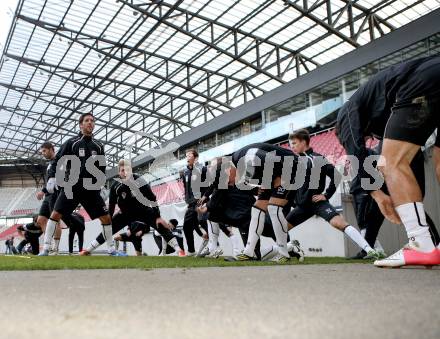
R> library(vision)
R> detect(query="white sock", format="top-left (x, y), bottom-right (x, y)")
top-left (344, 225), bottom-right (373, 253)
top-left (168, 237), bottom-right (181, 252)
top-left (396, 202), bottom-right (435, 252)
top-left (43, 219), bottom-right (57, 252)
top-left (243, 207), bottom-right (266, 257)
top-left (208, 221), bottom-right (220, 253)
top-left (229, 231), bottom-right (241, 256)
top-left (261, 245), bottom-right (279, 261)
top-left (267, 204), bottom-right (289, 257)
top-left (87, 239), bottom-right (100, 253)
top-left (53, 239), bottom-right (60, 252)
top-left (161, 237), bottom-right (167, 254)
top-left (102, 224), bottom-right (115, 253)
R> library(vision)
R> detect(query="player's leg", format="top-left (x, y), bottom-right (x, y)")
top-left (16, 239), bottom-right (28, 254)
top-left (183, 206), bottom-right (197, 255)
top-left (82, 212), bottom-right (125, 255)
top-left (374, 99), bottom-right (440, 267)
top-left (51, 225), bottom-right (62, 255)
top-left (151, 217), bottom-right (183, 255)
top-left (267, 178), bottom-right (290, 260)
top-left (196, 218), bottom-right (209, 256)
top-left (316, 201), bottom-right (378, 257)
top-left (131, 236), bottom-right (143, 256)
top-left (207, 220), bottom-right (220, 253)
top-left (36, 197), bottom-right (50, 252)
top-left (81, 189), bottom-right (126, 256)
top-left (378, 139), bottom-right (438, 266)
top-left (153, 231), bottom-right (163, 255)
top-left (236, 190), bottom-right (269, 260)
top-left (411, 149), bottom-right (440, 247)
top-left (206, 221), bottom-right (223, 258)
top-left (68, 227), bottom-right (75, 254)
top-left (29, 237), bottom-right (40, 255)
top-left (363, 198), bottom-right (386, 255)
top-left (39, 189), bottom-right (76, 256)
top-left (223, 225), bottom-right (241, 257)
top-left (259, 215), bottom-right (304, 261)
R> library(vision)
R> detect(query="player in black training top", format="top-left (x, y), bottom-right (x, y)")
top-left (336, 56), bottom-right (440, 267)
top-left (287, 129), bottom-right (382, 259)
top-left (36, 141), bottom-right (64, 254)
top-left (180, 148), bottom-right (210, 256)
top-left (205, 142), bottom-right (300, 262)
top-left (16, 216), bottom-right (43, 255)
top-left (39, 112), bottom-right (121, 256)
top-left (81, 159), bottom-right (184, 256)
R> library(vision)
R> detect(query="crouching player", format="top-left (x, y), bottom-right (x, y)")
top-left (81, 159), bottom-right (184, 256)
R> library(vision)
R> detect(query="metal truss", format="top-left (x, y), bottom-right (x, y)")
top-left (0, 0), bottom-right (437, 166)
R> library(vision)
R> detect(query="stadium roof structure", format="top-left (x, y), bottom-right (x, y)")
top-left (1, 0), bottom-right (439, 167)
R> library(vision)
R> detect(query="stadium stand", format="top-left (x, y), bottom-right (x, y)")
top-left (0, 188), bottom-right (40, 217)
top-left (152, 181), bottom-right (185, 205)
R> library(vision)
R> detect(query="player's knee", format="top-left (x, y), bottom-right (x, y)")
top-left (100, 214), bottom-right (111, 224)
top-left (36, 216), bottom-right (46, 228)
top-left (329, 215), bottom-right (346, 230)
top-left (50, 211), bottom-right (62, 221)
top-left (267, 203), bottom-right (283, 218)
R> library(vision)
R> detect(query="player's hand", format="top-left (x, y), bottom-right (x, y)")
top-left (202, 230), bottom-right (209, 240)
top-left (312, 194), bottom-right (327, 202)
top-left (197, 196), bottom-right (207, 206)
top-left (46, 178), bottom-right (58, 194)
top-left (36, 191), bottom-right (45, 200)
top-left (157, 217), bottom-right (172, 230)
top-left (371, 190), bottom-right (401, 224)
top-left (135, 230), bottom-right (143, 237)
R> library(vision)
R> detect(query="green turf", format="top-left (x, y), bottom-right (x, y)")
top-left (0, 255), bottom-right (370, 271)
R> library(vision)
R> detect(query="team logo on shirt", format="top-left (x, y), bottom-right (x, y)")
top-left (121, 192), bottom-right (127, 199)
top-left (277, 186), bottom-right (286, 194)
top-left (91, 150), bottom-right (97, 158)
top-left (79, 148), bottom-right (85, 157)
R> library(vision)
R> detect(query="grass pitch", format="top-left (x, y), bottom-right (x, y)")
top-left (0, 255), bottom-right (369, 271)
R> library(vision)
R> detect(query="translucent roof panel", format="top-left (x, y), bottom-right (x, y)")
top-left (0, 0), bottom-right (439, 165)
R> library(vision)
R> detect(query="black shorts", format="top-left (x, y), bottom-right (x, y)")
top-left (286, 201), bottom-right (339, 226)
top-left (384, 97), bottom-right (440, 146)
top-left (112, 213), bottom-right (153, 234)
top-left (119, 232), bottom-right (143, 252)
top-left (257, 185), bottom-right (289, 201)
top-left (39, 195), bottom-right (52, 219)
top-left (352, 193), bottom-right (370, 230)
top-left (53, 186), bottom-right (108, 220)
top-left (39, 193), bottom-right (58, 218)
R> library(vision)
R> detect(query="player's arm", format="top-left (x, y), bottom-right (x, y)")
top-left (108, 183), bottom-right (117, 218)
top-left (48, 139), bottom-right (72, 178)
top-left (139, 179), bottom-right (161, 220)
top-left (323, 161), bottom-right (340, 200)
top-left (337, 102), bottom-right (375, 184)
top-left (98, 142), bottom-right (106, 174)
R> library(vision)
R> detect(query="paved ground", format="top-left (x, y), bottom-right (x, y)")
top-left (0, 264), bottom-right (439, 339)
